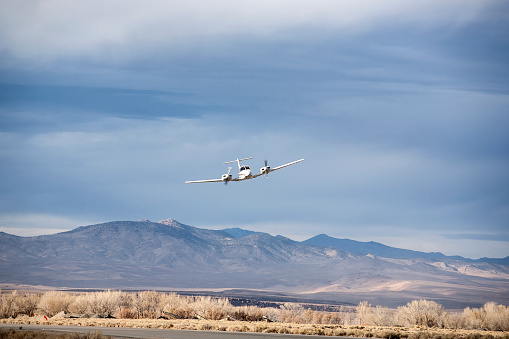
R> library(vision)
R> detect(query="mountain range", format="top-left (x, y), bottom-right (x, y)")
top-left (1, 218), bottom-right (508, 308)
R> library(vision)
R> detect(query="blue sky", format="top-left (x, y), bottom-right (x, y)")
top-left (1, 1), bottom-right (508, 258)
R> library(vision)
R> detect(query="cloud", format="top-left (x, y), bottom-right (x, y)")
top-left (0, 213), bottom-right (97, 236)
top-left (0, 1), bottom-right (499, 63)
top-left (444, 233), bottom-right (509, 242)
top-left (1, 90), bottom-right (508, 235)
top-left (0, 84), bottom-right (199, 131)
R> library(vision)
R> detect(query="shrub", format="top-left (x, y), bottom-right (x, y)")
top-left (396, 300), bottom-right (446, 328)
top-left (117, 307), bottom-right (137, 319)
top-left (0, 291), bottom-right (16, 318)
top-left (189, 296), bottom-right (231, 320)
top-left (321, 311), bottom-right (342, 324)
top-left (463, 302), bottom-right (509, 331)
top-left (37, 291), bottom-right (75, 317)
top-left (442, 311), bottom-right (466, 329)
top-left (13, 292), bottom-right (39, 317)
top-left (131, 291), bottom-right (160, 319)
top-left (357, 301), bottom-right (393, 326)
top-left (68, 290), bottom-right (122, 316)
top-left (4, 288), bottom-right (509, 332)
top-left (159, 293), bottom-right (194, 319)
top-left (357, 301), bottom-right (371, 325)
top-left (279, 302), bottom-right (305, 323)
top-left (482, 302), bottom-right (509, 331)
top-left (0, 291), bottom-right (41, 318)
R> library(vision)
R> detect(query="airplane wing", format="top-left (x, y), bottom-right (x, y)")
top-left (252, 158), bottom-right (304, 178)
top-left (185, 178), bottom-right (241, 184)
top-left (271, 158), bottom-right (304, 171)
top-left (185, 179), bottom-right (224, 184)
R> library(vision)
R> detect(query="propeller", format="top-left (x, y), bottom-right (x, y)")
top-left (222, 167), bottom-right (232, 185)
top-left (260, 160), bottom-right (271, 178)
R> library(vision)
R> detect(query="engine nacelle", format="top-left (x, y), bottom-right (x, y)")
top-left (260, 166), bottom-right (271, 175)
top-left (221, 173), bottom-right (232, 181)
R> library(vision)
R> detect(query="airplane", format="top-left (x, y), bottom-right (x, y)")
top-left (185, 157), bottom-right (304, 184)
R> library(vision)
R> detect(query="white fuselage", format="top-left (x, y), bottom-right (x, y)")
top-left (238, 165), bottom-right (252, 180)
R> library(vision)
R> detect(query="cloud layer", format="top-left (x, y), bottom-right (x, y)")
top-left (0, 1), bottom-right (496, 58)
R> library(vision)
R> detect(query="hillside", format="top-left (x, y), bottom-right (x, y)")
top-left (1, 219), bottom-right (509, 308)
top-left (303, 234), bottom-right (466, 260)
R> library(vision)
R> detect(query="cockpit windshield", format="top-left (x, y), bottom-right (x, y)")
top-left (239, 166), bottom-right (250, 171)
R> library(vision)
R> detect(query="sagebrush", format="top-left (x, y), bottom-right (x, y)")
top-left (1, 289), bottom-right (509, 330)
top-left (356, 300), bottom-right (509, 331)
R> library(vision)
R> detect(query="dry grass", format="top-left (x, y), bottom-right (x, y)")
top-left (1, 290), bottom-right (509, 337)
top-left (2, 317), bottom-right (509, 338)
top-left (0, 328), bottom-right (108, 339)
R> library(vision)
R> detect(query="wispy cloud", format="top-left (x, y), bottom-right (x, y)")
top-left (0, 84), bottom-right (194, 123)
top-left (444, 233), bottom-right (509, 242)
top-left (0, 213), bottom-right (97, 236)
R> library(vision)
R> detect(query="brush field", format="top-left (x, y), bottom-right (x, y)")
top-left (1, 290), bottom-right (509, 338)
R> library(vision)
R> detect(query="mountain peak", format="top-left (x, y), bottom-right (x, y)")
top-left (158, 218), bottom-right (184, 228)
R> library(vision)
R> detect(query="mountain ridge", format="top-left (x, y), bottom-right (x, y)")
top-left (222, 228), bottom-right (507, 262)
top-left (1, 219), bottom-right (509, 308)
top-left (302, 233), bottom-right (468, 261)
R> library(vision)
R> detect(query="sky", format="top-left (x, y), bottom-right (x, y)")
top-left (1, 0), bottom-right (508, 259)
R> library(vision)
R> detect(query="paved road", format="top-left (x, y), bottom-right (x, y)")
top-left (0, 324), bottom-right (336, 338)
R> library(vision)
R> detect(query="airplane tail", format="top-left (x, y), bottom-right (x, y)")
top-left (223, 157), bottom-right (253, 168)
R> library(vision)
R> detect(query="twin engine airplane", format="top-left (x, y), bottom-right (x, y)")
top-left (185, 157), bottom-right (304, 184)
